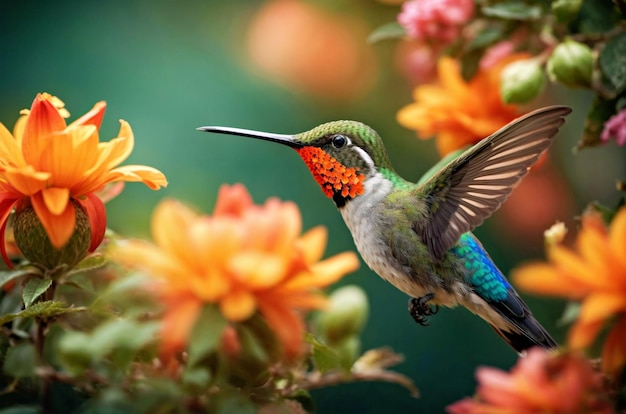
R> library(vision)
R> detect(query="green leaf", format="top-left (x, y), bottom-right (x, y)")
top-left (3, 343), bottom-right (36, 378)
top-left (187, 305), bottom-right (227, 367)
top-left (0, 300), bottom-right (83, 325)
top-left (182, 366), bottom-right (212, 391)
top-left (0, 407), bottom-right (41, 414)
top-left (367, 22), bottom-right (406, 44)
top-left (92, 319), bottom-right (159, 369)
top-left (22, 277), bottom-right (52, 308)
top-left (58, 318), bottom-right (159, 374)
top-left (305, 333), bottom-right (340, 373)
top-left (576, 0), bottom-right (621, 34)
top-left (66, 253), bottom-right (109, 276)
top-left (459, 49), bottom-right (482, 81)
top-left (466, 26), bottom-right (503, 51)
top-left (579, 96), bottom-right (617, 149)
top-left (57, 331), bottom-right (93, 374)
top-left (481, 2), bottom-right (542, 20)
top-left (599, 32), bottom-right (626, 94)
top-left (211, 392), bottom-right (256, 414)
top-left (0, 268), bottom-right (39, 289)
top-left (557, 301), bottom-right (581, 326)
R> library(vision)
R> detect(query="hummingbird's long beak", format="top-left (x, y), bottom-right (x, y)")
top-left (197, 126), bottom-right (303, 148)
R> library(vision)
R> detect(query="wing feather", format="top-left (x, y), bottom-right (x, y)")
top-left (417, 106), bottom-right (572, 261)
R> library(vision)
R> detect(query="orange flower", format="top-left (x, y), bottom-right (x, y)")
top-left (447, 348), bottom-right (611, 413)
top-left (513, 207), bottom-right (626, 375)
top-left (112, 184), bottom-right (359, 360)
top-left (0, 93), bottom-right (167, 265)
top-left (397, 54), bottom-right (529, 156)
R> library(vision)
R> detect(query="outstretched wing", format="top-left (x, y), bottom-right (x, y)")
top-left (417, 106), bottom-right (572, 261)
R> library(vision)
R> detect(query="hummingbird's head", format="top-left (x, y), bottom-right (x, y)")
top-left (199, 120), bottom-right (392, 207)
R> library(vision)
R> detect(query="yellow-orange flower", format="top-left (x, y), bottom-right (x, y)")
top-left (447, 348), bottom-right (611, 413)
top-left (397, 54), bottom-right (529, 156)
top-left (112, 184), bottom-right (359, 360)
top-left (513, 207), bottom-right (626, 375)
top-left (0, 93), bottom-right (167, 265)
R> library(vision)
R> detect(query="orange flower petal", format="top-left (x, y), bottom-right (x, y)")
top-left (298, 226), bottom-right (327, 265)
top-left (512, 262), bottom-right (587, 298)
top-left (549, 246), bottom-right (607, 291)
top-left (578, 293), bottom-right (626, 324)
top-left (97, 120), bottom-right (135, 170)
top-left (568, 319), bottom-right (603, 350)
top-left (283, 255), bottom-right (358, 292)
top-left (228, 252), bottom-right (288, 287)
top-left (258, 301), bottom-right (304, 358)
top-left (31, 192), bottom-right (76, 248)
top-left (22, 94), bottom-right (66, 166)
top-left (41, 187), bottom-right (70, 216)
top-left (160, 297), bottom-right (203, 360)
top-left (213, 183), bottom-right (254, 217)
top-left (220, 290), bottom-right (256, 322)
top-left (152, 199), bottom-right (200, 268)
top-left (3, 165), bottom-right (49, 196)
top-left (113, 239), bottom-right (190, 283)
top-left (609, 208), bottom-right (626, 275)
top-left (0, 193), bottom-right (19, 267)
top-left (0, 122), bottom-right (25, 167)
top-left (602, 315), bottom-right (626, 375)
top-left (78, 193), bottom-right (107, 251)
top-left (104, 165), bottom-right (168, 190)
top-left (39, 126), bottom-right (100, 189)
top-left (68, 101), bottom-right (106, 129)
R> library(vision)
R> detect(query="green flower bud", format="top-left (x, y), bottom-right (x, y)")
top-left (316, 285), bottom-right (368, 345)
top-left (547, 39), bottom-right (593, 88)
top-left (335, 335), bottom-right (361, 371)
top-left (14, 202), bottom-right (91, 271)
top-left (500, 59), bottom-right (546, 104)
top-left (552, 0), bottom-right (582, 23)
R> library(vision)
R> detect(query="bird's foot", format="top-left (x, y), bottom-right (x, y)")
top-left (408, 294), bottom-right (439, 326)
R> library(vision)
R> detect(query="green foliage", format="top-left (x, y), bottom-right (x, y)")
top-left (306, 333), bottom-right (341, 373)
top-left (367, 22), bottom-right (406, 44)
top-left (186, 305), bottom-right (227, 367)
top-left (0, 268), bottom-right (40, 290)
top-left (599, 32), bottom-right (626, 95)
top-left (579, 96), bottom-right (619, 149)
top-left (0, 301), bottom-right (82, 326)
top-left (3, 343), bottom-right (36, 378)
top-left (58, 318), bottom-right (159, 374)
top-left (481, 2), bottom-right (543, 20)
top-left (22, 278), bottom-right (52, 308)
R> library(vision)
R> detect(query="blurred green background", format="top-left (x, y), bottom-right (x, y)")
top-left (1, 0), bottom-right (625, 412)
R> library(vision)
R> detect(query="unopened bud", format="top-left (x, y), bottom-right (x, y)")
top-left (500, 59), bottom-right (546, 104)
top-left (552, 0), bottom-right (582, 23)
top-left (317, 285), bottom-right (368, 345)
top-left (14, 202), bottom-right (91, 270)
top-left (547, 40), bottom-right (593, 88)
top-left (544, 221), bottom-right (568, 247)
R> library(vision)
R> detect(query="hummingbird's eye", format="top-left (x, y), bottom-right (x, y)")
top-left (331, 134), bottom-right (348, 149)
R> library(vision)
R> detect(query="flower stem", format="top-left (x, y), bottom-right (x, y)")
top-left (34, 279), bottom-right (57, 411)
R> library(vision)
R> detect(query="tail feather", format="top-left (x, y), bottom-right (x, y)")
top-left (488, 290), bottom-right (558, 353)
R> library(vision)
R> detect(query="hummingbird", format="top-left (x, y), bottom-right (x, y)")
top-left (199, 105), bottom-right (571, 353)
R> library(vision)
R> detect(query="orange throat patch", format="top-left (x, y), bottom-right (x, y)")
top-left (296, 147), bottom-right (365, 199)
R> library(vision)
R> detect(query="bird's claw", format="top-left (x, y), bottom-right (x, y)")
top-left (408, 293), bottom-right (439, 326)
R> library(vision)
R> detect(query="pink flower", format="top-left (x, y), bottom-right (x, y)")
top-left (447, 348), bottom-right (612, 414)
top-left (480, 41), bottom-right (515, 70)
top-left (398, 0), bottom-right (474, 44)
top-left (601, 108), bottom-right (626, 146)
